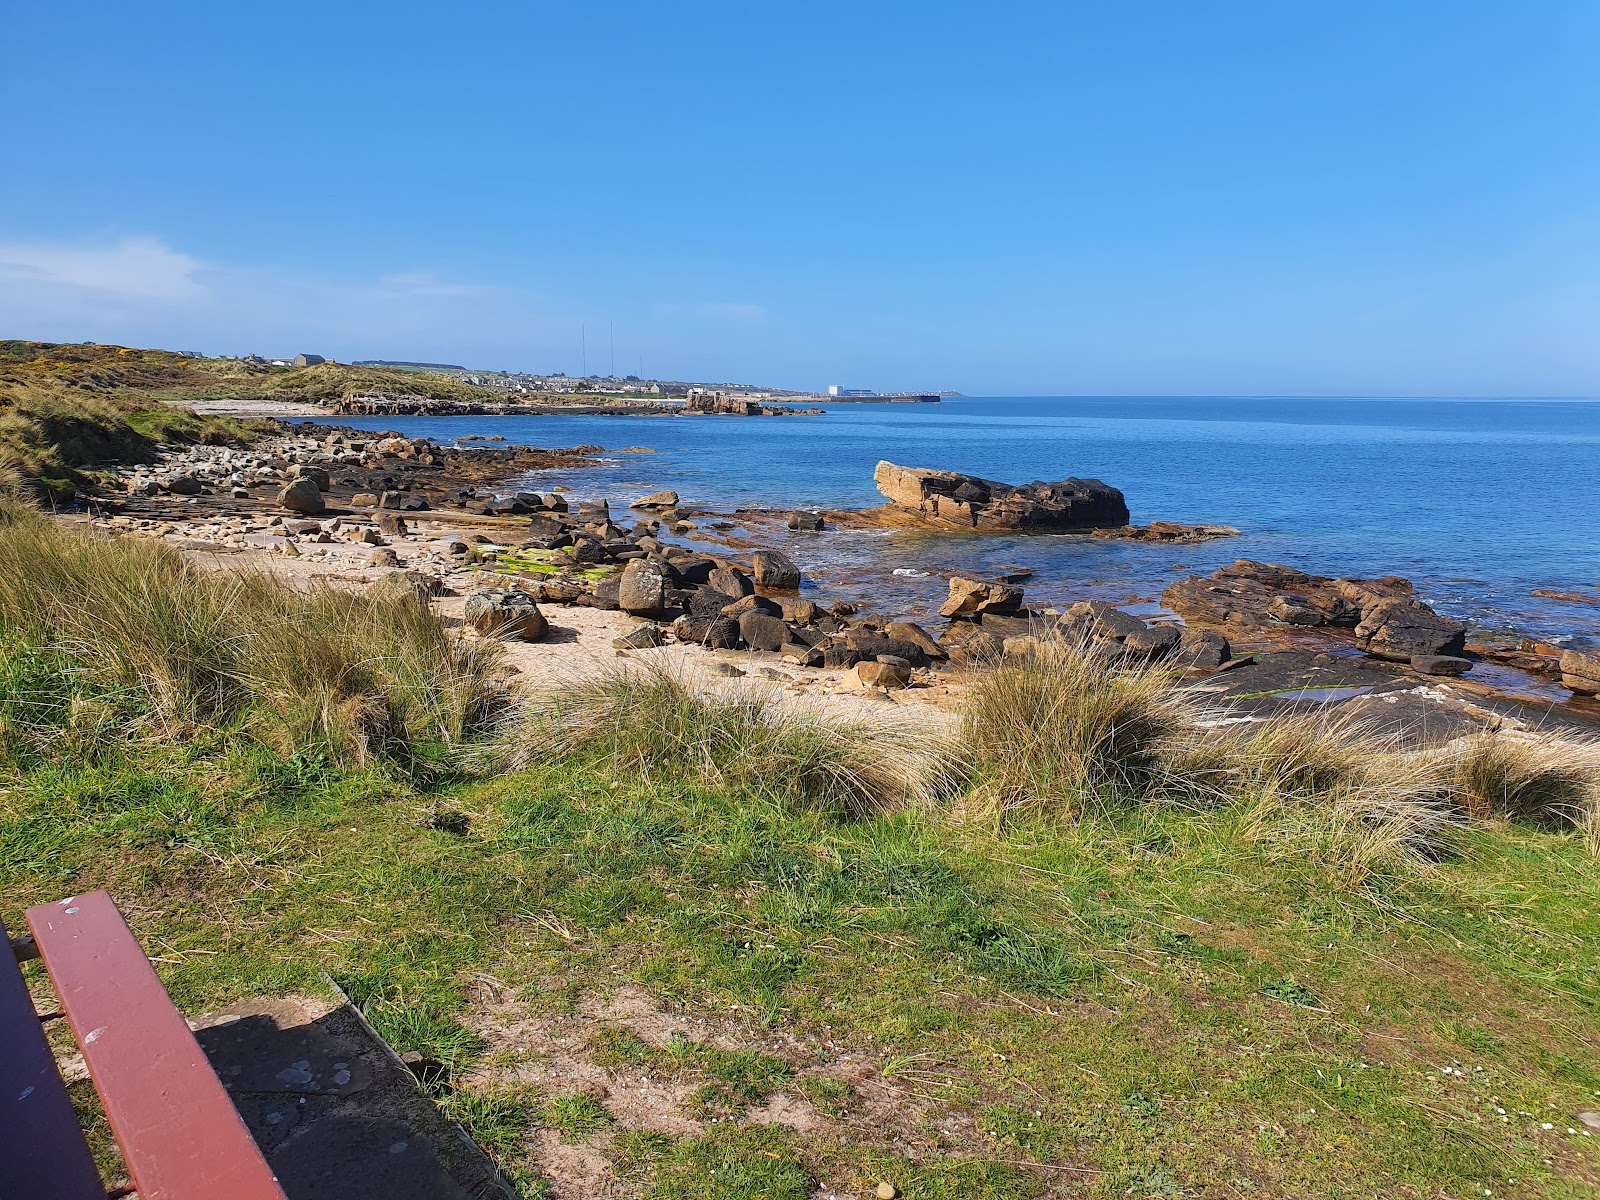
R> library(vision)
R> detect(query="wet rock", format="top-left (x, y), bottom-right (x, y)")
top-left (278, 478), bottom-right (326, 515)
top-left (1412, 654), bottom-right (1472, 676)
top-left (787, 510), bottom-right (825, 531)
top-left (464, 589), bottom-right (548, 641)
top-left (752, 549), bottom-right (801, 591)
top-left (939, 576), bottom-right (1024, 618)
top-left (874, 461), bottom-right (1128, 530)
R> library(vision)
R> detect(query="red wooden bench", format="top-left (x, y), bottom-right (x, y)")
top-left (3, 891), bottom-right (287, 1200)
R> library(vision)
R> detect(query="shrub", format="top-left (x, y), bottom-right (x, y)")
top-left (506, 662), bottom-right (954, 817)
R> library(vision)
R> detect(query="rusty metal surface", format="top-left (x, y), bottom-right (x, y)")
top-left (26, 891), bottom-right (289, 1200)
top-left (0, 914), bottom-right (106, 1200)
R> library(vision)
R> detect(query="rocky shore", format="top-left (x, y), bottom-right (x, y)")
top-left (74, 425), bottom-right (1599, 741)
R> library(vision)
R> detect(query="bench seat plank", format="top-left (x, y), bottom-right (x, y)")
top-left (26, 892), bottom-right (287, 1200)
top-left (0, 915), bottom-right (106, 1200)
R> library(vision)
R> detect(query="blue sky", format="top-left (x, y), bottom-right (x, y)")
top-left (4, 1), bottom-right (1599, 395)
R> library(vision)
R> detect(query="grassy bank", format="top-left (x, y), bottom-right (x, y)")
top-left (0, 339), bottom-right (495, 496)
top-left (3, 523), bottom-right (1600, 1197)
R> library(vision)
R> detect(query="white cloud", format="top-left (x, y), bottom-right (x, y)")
top-left (0, 236), bottom-right (206, 303)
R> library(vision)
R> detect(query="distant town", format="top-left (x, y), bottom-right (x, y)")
top-left (220, 354), bottom-right (954, 403)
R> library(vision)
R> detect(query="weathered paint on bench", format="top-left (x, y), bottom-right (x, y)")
top-left (26, 892), bottom-right (288, 1200)
top-left (0, 916), bottom-right (107, 1200)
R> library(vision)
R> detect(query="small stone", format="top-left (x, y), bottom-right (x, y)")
top-left (876, 1184), bottom-right (898, 1199)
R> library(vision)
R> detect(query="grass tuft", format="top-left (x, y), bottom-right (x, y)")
top-left (507, 662), bottom-right (954, 817)
top-left (0, 511), bottom-right (506, 766)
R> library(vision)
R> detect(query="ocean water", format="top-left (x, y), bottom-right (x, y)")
top-left (332, 397), bottom-right (1600, 645)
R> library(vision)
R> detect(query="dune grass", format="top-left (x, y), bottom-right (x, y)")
top-left (508, 661), bottom-right (956, 817)
top-left (0, 504), bottom-right (505, 765)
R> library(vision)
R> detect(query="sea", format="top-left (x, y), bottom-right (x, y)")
top-left (330, 397), bottom-right (1600, 647)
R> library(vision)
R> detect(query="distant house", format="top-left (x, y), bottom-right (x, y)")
top-left (294, 353), bottom-right (326, 368)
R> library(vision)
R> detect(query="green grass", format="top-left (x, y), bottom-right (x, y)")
top-left (3, 568), bottom-right (1600, 1196)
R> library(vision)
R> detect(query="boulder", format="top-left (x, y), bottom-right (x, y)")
top-left (631, 490), bottom-right (680, 511)
top-left (617, 558), bottom-right (671, 614)
top-left (1123, 624), bottom-right (1181, 657)
top-left (752, 550), bottom-right (801, 591)
top-left (884, 621), bottom-right (947, 661)
top-left (614, 623), bottom-right (667, 650)
top-left (277, 478), bottom-right (326, 515)
top-left (1559, 649), bottom-right (1600, 694)
top-left (845, 660), bottom-right (911, 691)
top-left (778, 597), bottom-right (822, 625)
top-left (1178, 628), bottom-right (1231, 669)
top-left (722, 593), bottom-right (783, 618)
top-left (365, 547), bottom-right (400, 568)
top-left (351, 493), bottom-right (380, 507)
top-left (165, 474), bottom-right (203, 496)
top-left (738, 611), bottom-right (790, 652)
top-left (873, 461), bottom-right (1129, 530)
top-left (377, 513), bottom-right (408, 536)
top-left (787, 510), bottom-right (825, 531)
top-left (939, 576), bottom-right (1024, 619)
top-left (1354, 599), bottom-right (1466, 661)
top-left (285, 464), bottom-right (331, 491)
top-left (464, 589), bottom-right (548, 641)
top-left (707, 567), bottom-right (753, 597)
top-left (1066, 599), bottom-right (1146, 641)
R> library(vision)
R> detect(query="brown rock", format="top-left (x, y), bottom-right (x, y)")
top-left (1559, 649), bottom-right (1600, 694)
top-left (939, 576), bottom-right (1024, 618)
top-left (752, 549), bottom-right (801, 591)
top-left (873, 461), bottom-right (1128, 530)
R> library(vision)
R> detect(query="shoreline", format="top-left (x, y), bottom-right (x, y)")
top-left (69, 413), bottom-right (1600, 740)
